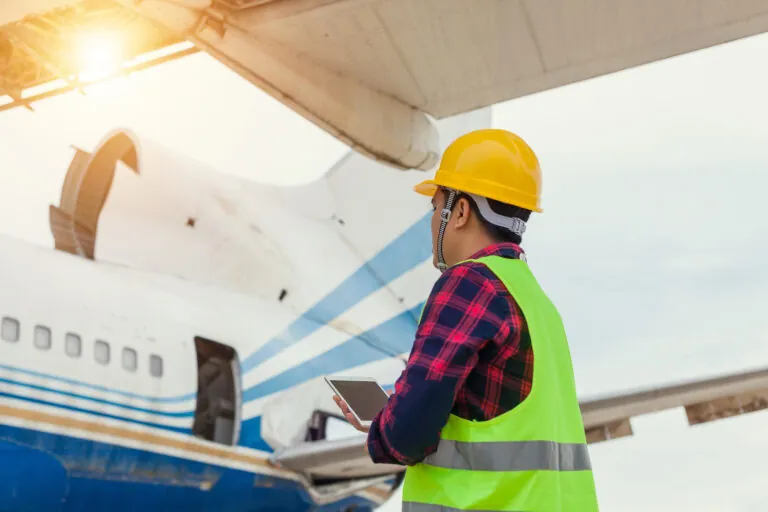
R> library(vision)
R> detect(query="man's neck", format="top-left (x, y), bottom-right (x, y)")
top-left (451, 234), bottom-right (499, 264)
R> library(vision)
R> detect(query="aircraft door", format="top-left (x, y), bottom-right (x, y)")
top-left (191, 337), bottom-right (242, 445)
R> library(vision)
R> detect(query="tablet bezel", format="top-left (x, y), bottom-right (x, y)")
top-left (324, 376), bottom-right (388, 428)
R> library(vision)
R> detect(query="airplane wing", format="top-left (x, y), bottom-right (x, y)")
top-left (268, 366), bottom-right (768, 484)
top-left (112, 0), bottom-right (768, 169)
top-left (582, 366), bottom-right (768, 443)
top-left (3, 1), bottom-right (768, 168)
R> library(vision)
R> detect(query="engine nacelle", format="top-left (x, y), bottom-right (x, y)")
top-left (49, 129), bottom-right (297, 302)
top-left (47, 108), bottom-right (482, 330)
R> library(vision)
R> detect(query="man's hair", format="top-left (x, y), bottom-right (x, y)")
top-left (460, 193), bottom-right (531, 244)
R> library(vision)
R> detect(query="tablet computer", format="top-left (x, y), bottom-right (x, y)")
top-left (325, 376), bottom-right (390, 427)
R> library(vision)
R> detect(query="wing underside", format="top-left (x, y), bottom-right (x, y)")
top-left (582, 367), bottom-right (768, 443)
top-left (3, 1), bottom-right (768, 168)
top-left (115, 0), bottom-right (768, 168)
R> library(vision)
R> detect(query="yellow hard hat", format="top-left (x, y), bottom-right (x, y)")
top-left (413, 129), bottom-right (543, 213)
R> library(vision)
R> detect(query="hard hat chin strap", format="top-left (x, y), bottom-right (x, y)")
top-left (468, 193), bottom-right (527, 236)
top-left (437, 189), bottom-right (458, 272)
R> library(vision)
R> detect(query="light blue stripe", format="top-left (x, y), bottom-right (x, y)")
top-left (0, 374), bottom-right (194, 418)
top-left (238, 304), bottom-right (420, 450)
top-left (240, 212), bottom-right (431, 373)
top-left (0, 363), bottom-right (196, 403)
top-left (0, 389), bottom-right (190, 434)
top-left (241, 302), bottom-right (424, 403)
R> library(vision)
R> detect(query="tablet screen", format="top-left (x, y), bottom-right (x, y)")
top-left (329, 379), bottom-right (389, 422)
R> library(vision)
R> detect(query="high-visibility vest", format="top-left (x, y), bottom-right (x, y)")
top-left (401, 255), bottom-right (599, 512)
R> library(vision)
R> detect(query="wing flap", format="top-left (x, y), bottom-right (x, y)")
top-left (581, 367), bottom-right (768, 443)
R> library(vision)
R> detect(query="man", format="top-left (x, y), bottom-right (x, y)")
top-left (334, 129), bottom-right (599, 511)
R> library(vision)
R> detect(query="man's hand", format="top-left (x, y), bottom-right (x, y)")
top-left (333, 395), bottom-right (369, 433)
top-left (333, 389), bottom-right (394, 434)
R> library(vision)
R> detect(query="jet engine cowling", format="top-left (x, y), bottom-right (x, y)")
top-left (49, 128), bottom-right (295, 303)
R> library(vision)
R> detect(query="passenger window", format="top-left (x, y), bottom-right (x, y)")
top-left (34, 326), bottom-right (52, 350)
top-left (1, 317), bottom-right (19, 342)
top-left (122, 348), bottom-right (137, 372)
top-left (94, 340), bottom-right (110, 365)
top-left (149, 354), bottom-right (163, 378)
top-left (65, 333), bottom-right (81, 357)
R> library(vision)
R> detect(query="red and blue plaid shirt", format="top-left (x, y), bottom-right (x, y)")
top-left (367, 242), bottom-right (534, 465)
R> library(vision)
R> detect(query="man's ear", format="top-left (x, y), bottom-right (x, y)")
top-left (453, 196), bottom-right (471, 229)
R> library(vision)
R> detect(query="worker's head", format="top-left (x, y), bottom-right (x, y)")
top-left (414, 129), bottom-right (542, 271)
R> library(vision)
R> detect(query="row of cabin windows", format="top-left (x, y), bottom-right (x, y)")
top-left (1, 316), bottom-right (163, 378)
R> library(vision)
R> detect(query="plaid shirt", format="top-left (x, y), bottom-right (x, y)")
top-left (367, 243), bottom-right (533, 465)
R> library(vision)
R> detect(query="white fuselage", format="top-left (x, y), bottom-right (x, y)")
top-left (0, 231), bottom-right (407, 510)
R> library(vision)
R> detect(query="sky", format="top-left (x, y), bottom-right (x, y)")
top-left (1, 26), bottom-right (768, 512)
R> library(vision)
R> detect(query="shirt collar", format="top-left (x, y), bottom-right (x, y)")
top-left (467, 242), bottom-right (525, 261)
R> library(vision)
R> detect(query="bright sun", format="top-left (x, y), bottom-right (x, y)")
top-left (75, 31), bottom-right (125, 82)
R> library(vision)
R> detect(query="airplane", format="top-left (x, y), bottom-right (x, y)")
top-left (0, 1), bottom-right (767, 511)
top-left (3, 0), bottom-right (768, 169)
top-left (0, 103), bottom-right (767, 511)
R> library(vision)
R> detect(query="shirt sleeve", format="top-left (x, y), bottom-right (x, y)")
top-left (366, 262), bottom-right (512, 465)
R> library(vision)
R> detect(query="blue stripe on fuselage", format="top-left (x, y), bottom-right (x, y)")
top-left (0, 373), bottom-right (194, 418)
top-left (240, 212), bottom-right (432, 373)
top-left (239, 302), bottom-right (422, 449)
top-left (0, 363), bottom-right (195, 403)
top-left (242, 302), bottom-right (423, 403)
top-left (0, 389), bottom-right (191, 434)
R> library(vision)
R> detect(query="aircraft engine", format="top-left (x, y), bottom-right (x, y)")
top-left (49, 129), bottom-right (296, 302)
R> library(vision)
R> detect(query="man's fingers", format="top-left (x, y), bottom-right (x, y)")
top-left (334, 396), bottom-right (353, 417)
top-left (345, 412), bottom-right (369, 433)
top-left (332, 395), bottom-right (368, 432)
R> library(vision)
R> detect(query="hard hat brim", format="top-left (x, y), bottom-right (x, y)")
top-left (414, 178), bottom-right (543, 213)
top-left (413, 180), bottom-right (438, 197)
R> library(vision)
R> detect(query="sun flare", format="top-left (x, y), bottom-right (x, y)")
top-left (76, 31), bottom-right (125, 83)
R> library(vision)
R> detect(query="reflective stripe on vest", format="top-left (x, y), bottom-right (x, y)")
top-left (423, 439), bottom-right (592, 472)
top-left (403, 503), bottom-right (526, 512)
